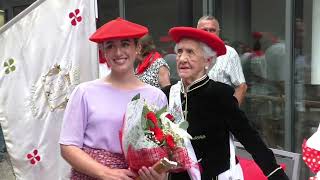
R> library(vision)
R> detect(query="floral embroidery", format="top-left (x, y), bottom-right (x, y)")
top-left (27, 149), bottom-right (41, 165)
top-left (43, 64), bottom-right (71, 111)
top-left (69, 9), bottom-right (82, 26)
top-left (3, 58), bottom-right (16, 74)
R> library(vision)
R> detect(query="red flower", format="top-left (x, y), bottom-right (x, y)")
top-left (26, 149), bottom-right (41, 165)
top-left (69, 9), bottom-right (82, 26)
top-left (165, 134), bottom-right (176, 149)
top-left (146, 112), bottom-right (158, 126)
top-left (165, 113), bottom-right (175, 121)
top-left (152, 127), bottom-right (164, 142)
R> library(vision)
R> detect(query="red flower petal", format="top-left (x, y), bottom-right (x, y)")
top-left (154, 127), bottom-right (164, 142)
top-left (165, 134), bottom-right (175, 149)
top-left (165, 114), bottom-right (175, 121)
top-left (75, 9), bottom-right (80, 15)
top-left (76, 16), bottom-right (82, 22)
top-left (31, 159), bottom-right (36, 164)
top-left (33, 149), bottom-right (38, 155)
top-left (27, 154), bottom-right (33, 159)
top-left (35, 156), bottom-right (41, 161)
top-left (146, 112), bottom-right (158, 125)
top-left (69, 12), bottom-right (75, 18)
top-left (71, 19), bottom-right (77, 26)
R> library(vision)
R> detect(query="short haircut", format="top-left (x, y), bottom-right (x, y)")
top-left (197, 15), bottom-right (219, 26)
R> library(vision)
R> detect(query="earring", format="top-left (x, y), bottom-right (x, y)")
top-left (205, 66), bottom-right (208, 70)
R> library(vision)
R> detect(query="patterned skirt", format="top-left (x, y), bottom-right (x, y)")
top-left (70, 146), bottom-right (128, 180)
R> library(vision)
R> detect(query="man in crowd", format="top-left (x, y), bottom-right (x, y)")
top-left (197, 15), bottom-right (247, 105)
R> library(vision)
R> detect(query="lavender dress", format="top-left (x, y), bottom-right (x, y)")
top-left (59, 79), bottom-right (168, 179)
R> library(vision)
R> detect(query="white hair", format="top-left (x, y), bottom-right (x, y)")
top-left (174, 40), bottom-right (217, 72)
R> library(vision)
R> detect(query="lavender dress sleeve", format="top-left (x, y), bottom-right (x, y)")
top-left (59, 85), bottom-right (88, 148)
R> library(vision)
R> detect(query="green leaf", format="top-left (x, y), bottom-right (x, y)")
top-left (142, 105), bottom-right (149, 117)
top-left (157, 118), bottom-right (163, 129)
top-left (10, 66), bottom-right (16, 71)
top-left (155, 105), bottom-right (167, 117)
top-left (146, 119), bottom-right (155, 129)
top-left (131, 93), bottom-right (140, 101)
top-left (141, 116), bottom-right (147, 129)
top-left (3, 62), bottom-right (8, 67)
top-left (179, 121), bottom-right (189, 130)
top-left (5, 68), bottom-right (10, 74)
top-left (8, 58), bottom-right (14, 65)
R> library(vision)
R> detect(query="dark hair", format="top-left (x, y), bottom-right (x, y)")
top-left (138, 34), bottom-right (156, 57)
top-left (253, 40), bottom-right (261, 51)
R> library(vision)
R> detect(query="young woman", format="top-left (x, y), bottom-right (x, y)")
top-left (59, 17), bottom-right (167, 180)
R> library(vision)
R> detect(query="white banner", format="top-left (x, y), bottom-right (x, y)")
top-left (0, 0), bottom-right (98, 179)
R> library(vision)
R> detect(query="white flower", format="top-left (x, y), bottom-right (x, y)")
top-left (160, 112), bottom-right (192, 140)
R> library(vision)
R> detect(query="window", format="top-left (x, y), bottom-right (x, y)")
top-left (96, 0), bottom-right (119, 28)
top-left (0, 10), bottom-right (5, 27)
top-left (12, 5), bottom-right (29, 17)
top-left (212, 0), bottom-right (288, 149)
top-left (294, 0), bottom-right (320, 179)
top-left (125, 0), bottom-right (202, 55)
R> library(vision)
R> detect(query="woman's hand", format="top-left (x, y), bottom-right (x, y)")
top-left (138, 166), bottom-right (167, 180)
top-left (99, 167), bottom-right (137, 180)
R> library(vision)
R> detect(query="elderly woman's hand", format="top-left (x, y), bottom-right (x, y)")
top-left (138, 166), bottom-right (167, 180)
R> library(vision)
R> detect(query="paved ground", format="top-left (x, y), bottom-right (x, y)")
top-left (0, 152), bottom-right (15, 180)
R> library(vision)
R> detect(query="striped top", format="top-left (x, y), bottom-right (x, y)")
top-left (208, 45), bottom-right (246, 88)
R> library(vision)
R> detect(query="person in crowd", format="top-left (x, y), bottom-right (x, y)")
top-left (59, 17), bottom-right (167, 180)
top-left (242, 32), bottom-right (267, 95)
top-left (162, 26), bottom-right (289, 180)
top-left (197, 15), bottom-right (247, 105)
top-left (135, 34), bottom-right (171, 88)
top-left (163, 53), bottom-right (180, 84)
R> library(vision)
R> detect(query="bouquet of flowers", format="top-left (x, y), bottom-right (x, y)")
top-left (120, 93), bottom-right (194, 174)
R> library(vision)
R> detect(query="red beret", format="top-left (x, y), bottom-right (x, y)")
top-left (89, 17), bottom-right (148, 43)
top-left (169, 27), bottom-right (226, 57)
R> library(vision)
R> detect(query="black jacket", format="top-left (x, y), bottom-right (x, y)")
top-left (162, 75), bottom-right (289, 180)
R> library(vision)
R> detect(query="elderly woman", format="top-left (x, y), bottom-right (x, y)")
top-left (162, 27), bottom-right (289, 180)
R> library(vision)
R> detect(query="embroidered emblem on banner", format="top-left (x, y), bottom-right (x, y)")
top-left (69, 9), bottom-right (82, 26)
top-left (28, 63), bottom-right (80, 117)
top-left (26, 149), bottom-right (41, 165)
top-left (3, 58), bottom-right (16, 74)
top-left (43, 64), bottom-right (71, 111)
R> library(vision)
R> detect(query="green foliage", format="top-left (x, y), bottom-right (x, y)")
top-left (3, 58), bottom-right (16, 74)
top-left (179, 121), bottom-right (189, 130)
top-left (146, 119), bottom-right (155, 129)
top-left (155, 105), bottom-right (167, 117)
top-left (131, 93), bottom-right (140, 101)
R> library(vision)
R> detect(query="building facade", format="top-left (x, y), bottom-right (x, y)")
top-left (1, 0), bottom-right (320, 179)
